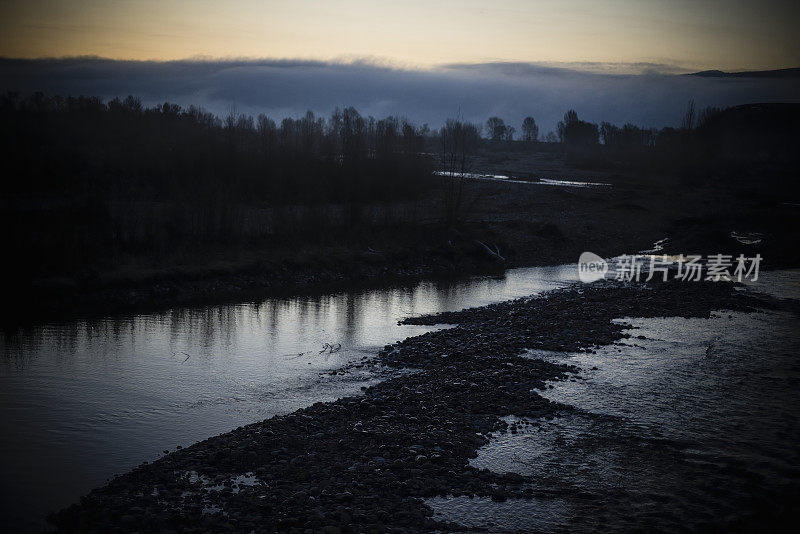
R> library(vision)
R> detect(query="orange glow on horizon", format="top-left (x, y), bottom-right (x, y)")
top-left (1, 0), bottom-right (798, 72)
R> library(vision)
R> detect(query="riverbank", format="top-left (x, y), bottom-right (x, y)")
top-left (51, 278), bottom-right (786, 533)
top-left (7, 153), bottom-right (798, 328)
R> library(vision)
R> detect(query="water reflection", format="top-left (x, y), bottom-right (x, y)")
top-left (0, 264), bottom-right (577, 531)
top-left (434, 171), bottom-right (611, 188)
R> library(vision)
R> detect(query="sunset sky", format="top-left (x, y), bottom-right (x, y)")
top-left (1, 0), bottom-right (798, 71)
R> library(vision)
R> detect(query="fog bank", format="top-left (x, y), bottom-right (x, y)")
top-left (2, 58), bottom-right (798, 133)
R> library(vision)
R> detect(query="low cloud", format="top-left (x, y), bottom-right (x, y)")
top-left (1, 57), bottom-right (798, 133)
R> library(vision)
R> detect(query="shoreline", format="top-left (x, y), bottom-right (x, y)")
top-left (3, 226), bottom-right (646, 329)
top-left (7, 152), bottom-right (800, 331)
top-left (51, 279), bottom-right (779, 533)
top-left (7, 153), bottom-right (799, 329)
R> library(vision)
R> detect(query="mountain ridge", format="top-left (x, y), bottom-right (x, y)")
top-left (688, 67), bottom-right (800, 78)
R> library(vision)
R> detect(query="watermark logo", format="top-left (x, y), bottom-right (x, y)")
top-left (577, 253), bottom-right (762, 283)
top-left (578, 251), bottom-right (609, 283)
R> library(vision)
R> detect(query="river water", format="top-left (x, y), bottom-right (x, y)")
top-left (0, 264), bottom-right (577, 531)
top-left (2, 266), bottom-right (798, 532)
top-left (428, 269), bottom-right (800, 532)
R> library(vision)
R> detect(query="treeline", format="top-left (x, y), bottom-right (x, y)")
top-left (485, 102), bottom-right (800, 166)
top-left (0, 92), bottom-right (433, 206)
top-left (3, 92), bottom-right (796, 282)
top-left (6, 93), bottom-right (790, 210)
top-left (1, 93), bottom-right (452, 279)
top-left (483, 104), bottom-right (730, 149)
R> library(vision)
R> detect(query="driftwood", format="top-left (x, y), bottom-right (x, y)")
top-left (474, 240), bottom-right (506, 262)
top-left (285, 342), bottom-right (342, 359)
top-left (319, 342), bottom-right (341, 354)
top-left (171, 351), bottom-right (192, 363)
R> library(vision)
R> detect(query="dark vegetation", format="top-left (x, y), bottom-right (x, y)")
top-left (1, 94), bottom-right (433, 204)
top-left (486, 102), bottom-right (800, 172)
top-left (1, 93), bottom-right (434, 279)
top-left (2, 92), bottom-right (799, 323)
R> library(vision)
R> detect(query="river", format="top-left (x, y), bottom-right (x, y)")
top-left (427, 269), bottom-right (800, 531)
top-left (1, 264), bottom-right (577, 531)
top-left (2, 266), bottom-right (798, 531)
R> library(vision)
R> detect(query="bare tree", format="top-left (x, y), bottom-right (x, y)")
top-left (521, 116), bottom-right (538, 142)
top-left (681, 99), bottom-right (696, 130)
top-left (485, 116), bottom-right (507, 143)
top-left (557, 109), bottom-right (579, 142)
top-left (505, 126), bottom-right (516, 142)
top-left (439, 118), bottom-right (480, 225)
top-left (256, 114), bottom-right (277, 159)
top-left (697, 105), bottom-right (721, 129)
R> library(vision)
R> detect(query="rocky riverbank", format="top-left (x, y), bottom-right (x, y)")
top-left (50, 279), bottom-right (770, 533)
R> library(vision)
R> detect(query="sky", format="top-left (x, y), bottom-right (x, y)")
top-left (1, 1), bottom-right (798, 132)
top-left (1, 0), bottom-right (799, 71)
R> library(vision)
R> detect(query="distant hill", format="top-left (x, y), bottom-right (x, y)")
top-left (688, 68), bottom-right (800, 78)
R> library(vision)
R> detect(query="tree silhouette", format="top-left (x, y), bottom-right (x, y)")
top-left (681, 99), bottom-right (696, 130)
top-left (521, 116), bottom-right (538, 142)
top-left (557, 110), bottom-right (599, 147)
top-left (439, 118), bottom-right (480, 225)
top-left (485, 116), bottom-right (507, 143)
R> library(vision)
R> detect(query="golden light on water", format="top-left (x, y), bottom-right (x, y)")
top-left (0, 0), bottom-right (798, 71)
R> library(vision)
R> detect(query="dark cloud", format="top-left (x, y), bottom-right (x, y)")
top-left (1, 57), bottom-right (798, 132)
